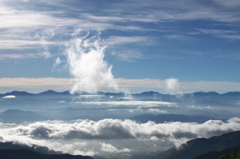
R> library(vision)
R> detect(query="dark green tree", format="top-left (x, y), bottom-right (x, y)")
top-left (219, 154), bottom-right (229, 159)
top-left (229, 151), bottom-right (237, 159)
top-left (237, 147), bottom-right (240, 157)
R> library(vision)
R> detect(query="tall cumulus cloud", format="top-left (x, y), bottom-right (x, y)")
top-left (65, 32), bottom-right (118, 94)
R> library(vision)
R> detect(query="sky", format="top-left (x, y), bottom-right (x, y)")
top-left (1, 0), bottom-right (240, 93)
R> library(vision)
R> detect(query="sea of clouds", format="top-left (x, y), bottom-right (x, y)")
top-left (0, 118), bottom-right (240, 156)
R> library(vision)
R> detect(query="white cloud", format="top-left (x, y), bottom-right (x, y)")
top-left (213, 0), bottom-right (240, 7)
top-left (3, 95), bottom-right (16, 99)
top-left (40, 29), bottom-right (55, 58)
top-left (79, 95), bottom-right (104, 98)
top-left (66, 33), bottom-right (118, 94)
top-left (104, 36), bottom-right (151, 46)
top-left (165, 78), bottom-right (181, 94)
top-left (101, 143), bottom-right (130, 153)
top-left (0, 118), bottom-right (239, 156)
top-left (0, 118), bottom-right (240, 143)
top-left (74, 101), bottom-right (176, 107)
top-left (119, 96), bottom-right (133, 100)
top-left (0, 53), bottom-right (45, 60)
top-left (0, 40), bottom-right (49, 50)
top-left (53, 57), bottom-right (62, 68)
top-left (112, 50), bottom-right (144, 62)
top-left (129, 109), bottom-right (144, 113)
top-left (129, 108), bottom-right (168, 113)
top-left (0, 0), bottom-right (239, 64)
top-left (73, 150), bottom-right (96, 156)
top-left (147, 108), bottom-right (168, 114)
top-left (57, 101), bottom-right (65, 103)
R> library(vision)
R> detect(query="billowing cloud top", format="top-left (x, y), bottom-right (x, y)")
top-left (1, 118), bottom-right (240, 141)
top-left (0, 118), bottom-right (240, 156)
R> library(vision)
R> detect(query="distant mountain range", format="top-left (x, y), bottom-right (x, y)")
top-left (152, 131), bottom-right (240, 159)
top-left (1, 90), bottom-right (240, 107)
top-left (0, 90), bottom-right (70, 96)
top-left (1, 90), bottom-right (240, 97)
top-left (130, 113), bottom-right (221, 123)
top-left (0, 109), bottom-right (50, 122)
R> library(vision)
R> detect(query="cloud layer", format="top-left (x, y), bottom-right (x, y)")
top-left (1, 118), bottom-right (240, 141)
top-left (0, 118), bottom-right (240, 156)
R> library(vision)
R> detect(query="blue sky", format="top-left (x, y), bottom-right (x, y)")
top-left (0, 0), bottom-right (240, 93)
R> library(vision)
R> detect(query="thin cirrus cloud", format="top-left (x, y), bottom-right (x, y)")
top-left (111, 50), bottom-right (144, 62)
top-left (0, 0), bottom-right (239, 64)
top-left (0, 53), bottom-right (44, 60)
top-left (1, 1), bottom-right (240, 39)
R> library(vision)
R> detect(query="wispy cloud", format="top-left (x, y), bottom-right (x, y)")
top-left (213, 0), bottom-right (240, 8)
top-left (197, 29), bottom-right (240, 41)
top-left (0, 0), bottom-right (239, 62)
top-left (104, 36), bottom-right (152, 46)
top-left (53, 57), bottom-right (62, 68)
top-left (74, 101), bottom-right (176, 107)
top-left (0, 53), bottom-right (45, 60)
top-left (164, 34), bottom-right (194, 41)
top-left (112, 50), bottom-right (144, 62)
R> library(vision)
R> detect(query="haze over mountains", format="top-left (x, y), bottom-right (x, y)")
top-left (1, 90), bottom-right (240, 120)
top-left (1, 90), bottom-right (240, 159)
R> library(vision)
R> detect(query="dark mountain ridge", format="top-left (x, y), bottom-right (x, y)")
top-left (0, 149), bottom-right (92, 159)
top-left (193, 144), bottom-right (240, 159)
top-left (0, 141), bottom-right (59, 154)
top-left (153, 131), bottom-right (240, 159)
